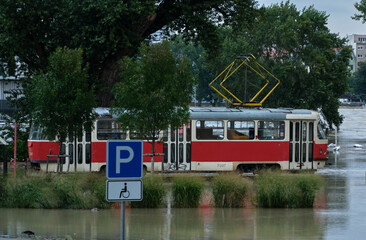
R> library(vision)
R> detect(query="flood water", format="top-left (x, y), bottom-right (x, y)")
top-left (1, 108), bottom-right (366, 240)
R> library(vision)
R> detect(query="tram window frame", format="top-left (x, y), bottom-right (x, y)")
top-left (196, 120), bottom-right (224, 140)
top-left (227, 121), bottom-right (255, 140)
top-left (317, 123), bottom-right (326, 139)
top-left (258, 121), bottom-right (285, 140)
top-left (96, 119), bottom-right (126, 140)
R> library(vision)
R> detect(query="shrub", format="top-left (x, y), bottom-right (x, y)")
top-left (131, 175), bottom-right (166, 208)
top-left (255, 171), bottom-right (323, 208)
top-left (172, 175), bottom-right (204, 208)
top-left (212, 173), bottom-right (250, 208)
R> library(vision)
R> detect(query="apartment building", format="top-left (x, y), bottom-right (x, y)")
top-left (348, 34), bottom-right (366, 72)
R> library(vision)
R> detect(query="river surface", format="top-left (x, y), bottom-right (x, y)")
top-left (1, 108), bottom-right (366, 240)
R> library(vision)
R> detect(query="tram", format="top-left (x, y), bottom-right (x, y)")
top-left (28, 107), bottom-right (328, 173)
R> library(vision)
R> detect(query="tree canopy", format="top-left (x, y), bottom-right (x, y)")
top-left (170, 2), bottom-right (351, 127)
top-left (112, 41), bottom-right (195, 172)
top-left (349, 62), bottom-right (366, 100)
top-left (0, 0), bottom-right (259, 106)
top-left (30, 47), bottom-right (96, 144)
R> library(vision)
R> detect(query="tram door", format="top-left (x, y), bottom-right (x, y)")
top-left (163, 123), bottom-right (191, 171)
top-left (289, 121), bottom-right (314, 170)
top-left (61, 130), bottom-right (92, 172)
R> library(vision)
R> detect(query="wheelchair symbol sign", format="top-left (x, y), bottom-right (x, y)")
top-left (106, 180), bottom-right (143, 202)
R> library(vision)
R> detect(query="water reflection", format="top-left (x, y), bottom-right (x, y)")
top-left (0, 207), bottom-right (328, 240)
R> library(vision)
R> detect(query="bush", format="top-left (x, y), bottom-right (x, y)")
top-left (172, 175), bottom-right (204, 208)
top-left (212, 173), bottom-right (250, 208)
top-left (131, 175), bottom-right (166, 208)
top-left (255, 171), bottom-right (323, 208)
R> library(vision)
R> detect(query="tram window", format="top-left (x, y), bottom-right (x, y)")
top-left (97, 120), bottom-right (126, 140)
top-left (78, 143), bottom-right (82, 164)
top-left (196, 120), bottom-right (224, 140)
top-left (86, 143), bottom-right (91, 164)
top-left (179, 126), bottom-right (183, 141)
top-left (302, 122), bottom-right (307, 141)
top-left (258, 121), bottom-right (285, 140)
top-left (29, 125), bottom-right (55, 140)
top-left (68, 144), bottom-right (73, 164)
top-left (227, 121), bottom-right (254, 140)
top-left (317, 123), bottom-right (326, 139)
top-left (60, 144), bottom-right (66, 164)
top-left (309, 122), bottom-right (314, 141)
top-left (186, 122), bottom-right (191, 141)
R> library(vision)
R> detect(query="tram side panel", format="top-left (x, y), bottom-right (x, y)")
top-left (190, 141), bottom-right (289, 171)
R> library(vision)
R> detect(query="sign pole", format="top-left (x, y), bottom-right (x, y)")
top-left (121, 201), bottom-right (125, 240)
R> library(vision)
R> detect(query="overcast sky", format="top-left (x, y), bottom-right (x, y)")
top-left (256, 0), bottom-right (365, 37)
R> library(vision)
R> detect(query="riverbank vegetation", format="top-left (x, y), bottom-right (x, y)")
top-left (0, 170), bottom-right (323, 209)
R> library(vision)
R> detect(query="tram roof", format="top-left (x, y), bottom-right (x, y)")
top-left (189, 107), bottom-right (317, 121)
top-left (94, 107), bottom-right (318, 121)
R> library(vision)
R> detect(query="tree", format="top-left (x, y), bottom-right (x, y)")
top-left (187, 2), bottom-right (351, 127)
top-left (0, 0), bottom-right (259, 107)
top-left (30, 47), bottom-right (96, 169)
top-left (112, 42), bottom-right (196, 173)
top-left (349, 62), bottom-right (366, 100)
top-left (353, 0), bottom-right (366, 23)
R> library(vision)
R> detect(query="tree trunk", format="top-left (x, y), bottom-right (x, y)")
top-left (151, 138), bottom-right (155, 174)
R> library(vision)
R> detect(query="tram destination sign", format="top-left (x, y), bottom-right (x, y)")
top-left (106, 140), bottom-right (143, 179)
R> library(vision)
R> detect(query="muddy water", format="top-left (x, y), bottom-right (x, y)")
top-left (1, 108), bottom-right (366, 240)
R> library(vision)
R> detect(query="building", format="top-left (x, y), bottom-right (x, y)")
top-left (0, 60), bottom-right (24, 119)
top-left (347, 34), bottom-right (366, 72)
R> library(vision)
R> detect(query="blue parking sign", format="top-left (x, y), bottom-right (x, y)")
top-left (106, 140), bottom-right (143, 179)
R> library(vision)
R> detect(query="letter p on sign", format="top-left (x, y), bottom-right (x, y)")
top-left (116, 146), bottom-right (134, 173)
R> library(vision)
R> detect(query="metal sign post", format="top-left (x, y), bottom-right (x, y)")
top-left (106, 140), bottom-right (143, 240)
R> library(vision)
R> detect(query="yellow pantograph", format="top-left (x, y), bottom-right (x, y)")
top-left (209, 54), bottom-right (280, 107)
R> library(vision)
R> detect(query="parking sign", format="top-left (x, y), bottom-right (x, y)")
top-left (106, 140), bottom-right (143, 179)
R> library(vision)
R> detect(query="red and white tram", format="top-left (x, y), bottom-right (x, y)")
top-left (28, 107), bottom-right (328, 172)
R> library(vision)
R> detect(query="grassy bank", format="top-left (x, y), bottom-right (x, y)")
top-left (0, 169), bottom-right (324, 209)
top-left (0, 170), bottom-right (109, 209)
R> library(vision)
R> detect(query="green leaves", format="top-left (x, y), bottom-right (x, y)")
top-left (113, 41), bottom-right (196, 140)
top-left (31, 47), bottom-right (96, 143)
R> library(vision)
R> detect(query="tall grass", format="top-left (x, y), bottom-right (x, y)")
top-left (131, 175), bottom-right (166, 208)
top-left (255, 171), bottom-right (323, 208)
top-left (172, 175), bottom-right (204, 208)
top-left (1, 171), bottom-right (110, 209)
top-left (212, 173), bottom-right (250, 208)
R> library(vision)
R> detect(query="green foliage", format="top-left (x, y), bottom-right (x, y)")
top-left (131, 175), bottom-right (166, 208)
top-left (255, 171), bottom-right (323, 208)
top-left (30, 47), bottom-right (96, 144)
top-left (349, 62), bottom-right (366, 100)
top-left (0, 172), bottom-right (109, 209)
top-left (172, 175), bottom-right (204, 208)
top-left (113, 42), bottom-right (196, 138)
top-left (211, 173), bottom-right (250, 208)
top-left (353, 0), bottom-right (366, 23)
top-left (0, 0), bottom-right (259, 106)
top-left (177, 1), bottom-right (351, 127)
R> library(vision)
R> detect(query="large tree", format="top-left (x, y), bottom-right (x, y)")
top-left (0, 0), bottom-right (259, 107)
top-left (189, 2), bottom-right (351, 127)
top-left (112, 42), bottom-right (195, 173)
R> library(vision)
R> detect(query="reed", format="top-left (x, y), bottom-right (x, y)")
top-left (131, 175), bottom-right (166, 208)
top-left (172, 175), bottom-right (204, 208)
top-left (211, 173), bottom-right (250, 208)
top-left (255, 171), bottom-right (323, 208)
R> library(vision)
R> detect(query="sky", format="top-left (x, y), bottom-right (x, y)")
top-left (256, 0), bottom-right (365, 37)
